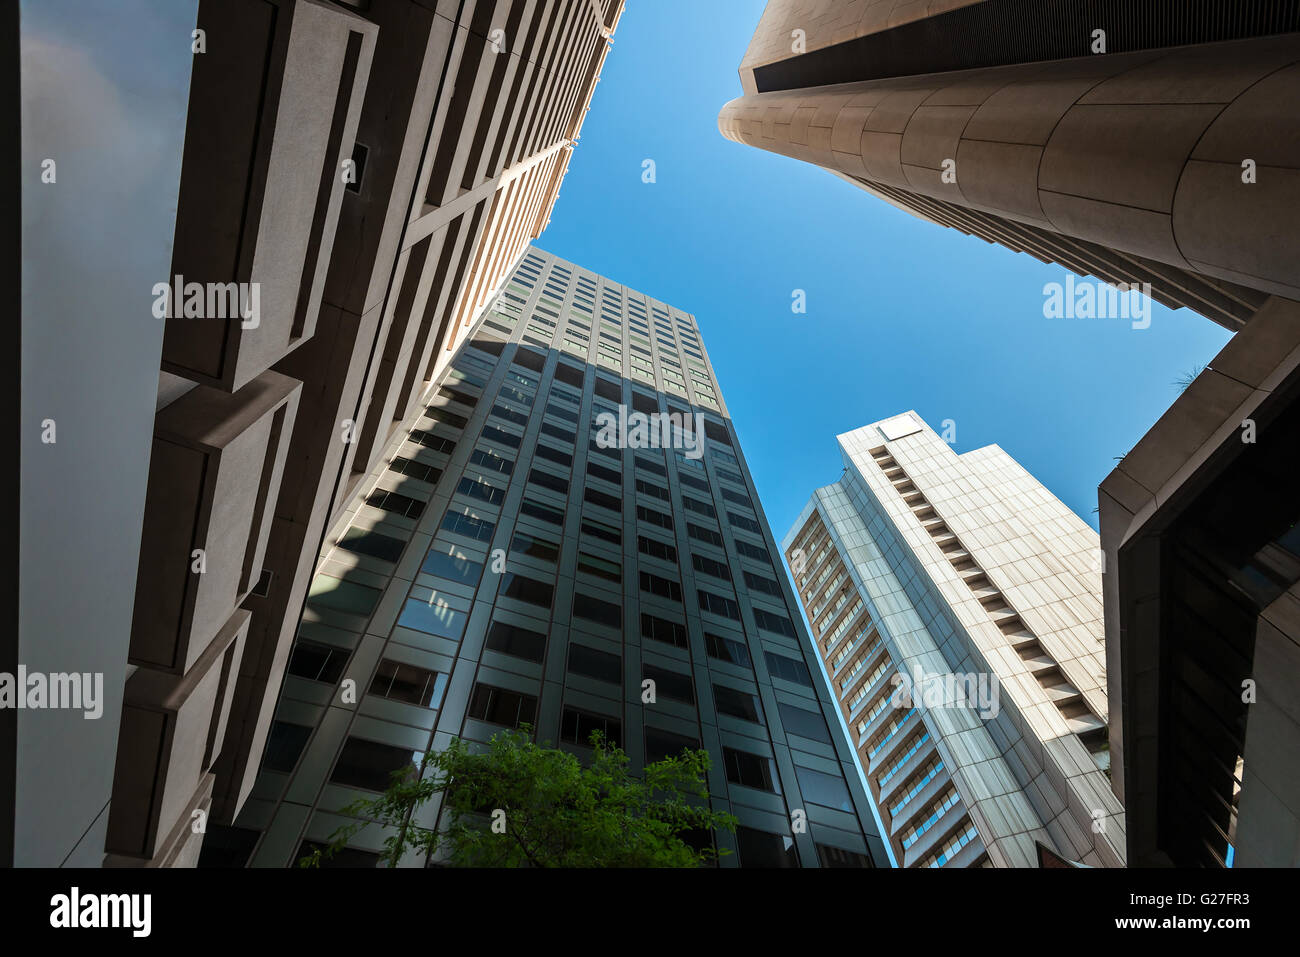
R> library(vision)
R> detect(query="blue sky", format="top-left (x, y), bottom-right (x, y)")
top-left (541, 0), bottom-right (1231, 536)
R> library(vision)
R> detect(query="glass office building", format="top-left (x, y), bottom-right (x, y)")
top-left (206, 247), bottom-right (890, 867)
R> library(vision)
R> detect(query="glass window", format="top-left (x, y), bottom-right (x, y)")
top-left (286, 639), bottom-right (348, 684)
top-left (330, 737), bottom-right (417, 792)
top-left (485, 621), bottom-right (548, 663)
top-left (777, 702), bottom-right (832, 743)
top-left (368, 659), bottom-right (440, 708)
top-left (713, 685), bottom-right (760, 723)
top-left (643, 663), bottom-right (693, 704)
top-left (306, 575), bottom-right (382, 616)
top-left (567, 643), bottom-right (622, 683)
top-left (795, 766), bottom-right (854, 812)
top-left (467, 683), bottom-right (537, 729)
top-left (421, 544), bottom-right (484, 585)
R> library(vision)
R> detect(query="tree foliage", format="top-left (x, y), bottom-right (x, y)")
top-left (299, 728), bottom-right (737, 868)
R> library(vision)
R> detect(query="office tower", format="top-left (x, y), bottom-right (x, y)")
top-left (209, 247), bottom-right (891, 868)
top-left (719, 1), bottom-right (1300, 331)
top-left (783, 413), bottom-right (1124, 867)
top-left (12, 0), bottom-right (623, 867)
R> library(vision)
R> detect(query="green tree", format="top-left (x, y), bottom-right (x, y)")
top-left (299, 728), bottom-right (737, 868)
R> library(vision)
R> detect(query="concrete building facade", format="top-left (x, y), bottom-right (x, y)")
top-left (719, 1), bottom-right (1300, 331)
top-left (1101, 295), bottom-right (1300, 867)
top-left (11, 0), bottom-right (624, 868)
top-left (783, 413), bottom-right (1124, 867)
top-left (205, 247), bottom-right (891, 868)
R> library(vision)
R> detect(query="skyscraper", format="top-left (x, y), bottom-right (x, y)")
top-left (13, 0), bottom-right (624, 867)
top-left (209, 247), bottom-right (890, 868)
top-left (783, 413), bottom-right (1124, 867)
top-left (722, 0), bottom-right (1300, 870)
top-left (718, 1), bottom-right (1300, 330)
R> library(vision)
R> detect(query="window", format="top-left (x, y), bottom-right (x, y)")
top-left (687, 523), bottom-right (723, 548)
top-left (640, 613), bottom-right (687, 649)
top-left (420, 545), bottom-right (484, 586)
top-left (721, 487), bottom-right (752, 508)
top-left (490, 403), bottom-right (528, 427)
top-left (468, 684), bottom-right (538, 729)
top-left (735, 540), bottom-right (771, 563)
top-left (777, 702), bottom-right (832, 743)
top-left (638, 535), bottom-right (677, 564)
top-left (535, 443), bottom-right (572, 467)
top-left (554, 362), bottom-right (584, 388)
top-left (683, 496), bottom-right (716, 518)
top-left (578, 551), bottom-right (621, 583)
top-left (510, 532), bottom-right (559, 563)
top-left (336, 528), bottom-right (405, 563)
top-left (587, 461), bottom-right (620, 486)
top-left (697, 589), bottom-right (740, 620)
top-left (765, 652), bottom-right (813, 686)
top-left (713, 685), bottom-right (760, 723)
top-left (706, 632), bottom-right (752, 669)
top-left (744, 571), bottom-right (782, 597)
top-left (795, 766), bottom-right (853, 812)
top-left (480, 424), bottom-right (522, 449)
top-left (286, 639), bottom-right (349, 684)
top-left (365, 488), bottom-right (425, 519)
top-left (568, 643), bottom-right (622, 684)
top-left (692, 554), bottom-right (731, 581)
top-left (306, 576), bottom-right (382, 616)
top-left (500, 572), bottom-right (553, 609)
top-left (263, 721), bottom-right (311, 773)
top-left (643, 663), bottom-right (694, 704)
top-left (729, 512), bottom-right (762, 534)
top-left (485, 620), bottom-right (548, 663)
top-left (560, 707), bottom-right (621, 748)
top-left (441, 508), bottom-right (496, 542)
top-left (587, 438), bottom-right (619, 460)
top-left (520, 497), bottom-right (564, 526)
top-left (817, 844), bottom-right (873, 868)
top-left (584, 487), bottom-right (621, 513)
top-left (456, 476), bottom-right (505, 506)
top-left (645, 727), bottom-right (700, 764)
top-left (426, 407), bottom-right (468, 429)
top-left (754, 608), bottom-right (797, 639)
top-left (397, 596), bottom-right (466, 640)
top-left (635, 479), bottom-right (670, 502)
top-left (470, 447), bottom-right (514, 475)
top-left (330, 737), bottom-right (416, 792)
top-left (677, 471), bottom-right (709, 493)
top-left (634, 455), bottom-right (665, 476)
top-left (640, 571), bottom-right (683, 603)
top-left (528, 468), bottom-right (569, 495)
top-left (581, 517), bottom-right (620, 545)
top-left (546, 402), bottom-right (579, 423)
top-left (572, 592), bottom-right (621, 629)
top-left (734, 827), bottom-right (798, 868)
top-left (389, 455), bottom-right (442, 484)
top-left (724, 747), bottom-right (776, 792)
top-left (368, 659), bottom-right (440, 707)
top-left (636, 505), bottom-right (673, 531)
